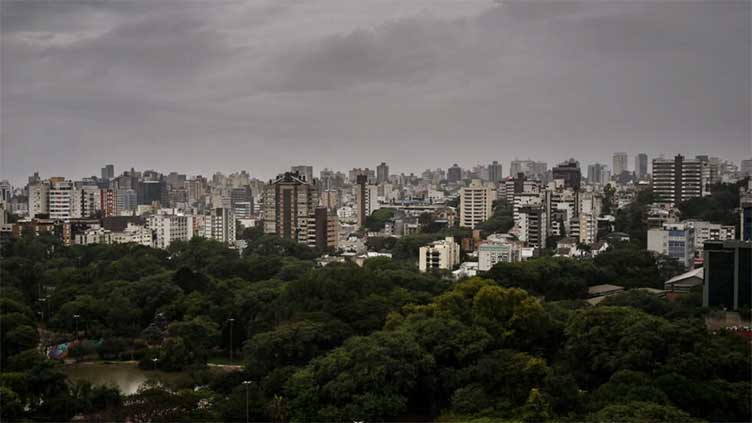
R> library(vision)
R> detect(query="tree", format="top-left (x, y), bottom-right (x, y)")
top-left (521, 388), bottom-right (552, 422)
top-left (586, 401), bottom-right (696, 423)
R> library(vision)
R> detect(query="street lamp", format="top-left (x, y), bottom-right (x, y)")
top-left (227, 318), bottom-right (235, 361)
top-left (152, 357), bottom-right (159, 371)
top-left (242, 380), bottom-right (253, 423)
top-left (73, 314), bottom-right (80, 339)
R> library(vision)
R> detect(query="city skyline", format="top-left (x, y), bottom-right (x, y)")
top-left (2, 0), bottom-right (750, 185)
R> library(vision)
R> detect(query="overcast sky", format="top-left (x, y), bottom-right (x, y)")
top-left (2, 0), bottom-right (750, 186)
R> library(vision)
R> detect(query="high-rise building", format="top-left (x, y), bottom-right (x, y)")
top-left (48, 179), bottom-right (74, 220)
top-left (313, 207), bottom-right (338, 251)
top-left (355, 175), bottom-right (379, 227)
top-left (419, 237), bottom-right (460, 272)
top-left (148, 214), bottom-right (194, 249)
top-left (517, 206), bottom-right (547, 248)
top-left (137, 179), bottom-right (167, 206)
top-left (510, 160), bottom-right (547, 180)
top-left (741, 188), bottom-right (752, 241)
top-left (28, 182), bottom-right (49, 218)
top-left (447, 164), bottom-right (463, 183)
top-left (263, 172), bottom-right (317, 243)
top-left (612, 152), bottom-right (628, 178)
top-left (647, 223), bottom-right (695, 268)
top-left (703, 240), bottom-right (751, 310)
top-left (376, 162), bottom-right (389, 184)
top-left (72, 186), bottom-right (102, 218)
top-left (230, 187), bottom-right (253, 219)
top-left (488, 161), bottom-right (503, 183)
top-left (204, 207), bottom-right (236, 244)
top-left (460, 179), bottom-right (494, 229)
top-left (116, 189), bottom-right (137, 214)
top-left (587, 164), bottom-right (606, 185)
top-left (652, 155), bottom-right (704, 204)
top-left (101, 164), bottom-right (115, 180)
top-left (291, 165), bottom-right (314, 183)
top-left (741, 159), bottom-right (752, 177)
top-left (635, 153), bottom-right (648, 179)
top-left (552, 159), bottom-right (581, 191)
top-left (100, 189), bottom-right (116, 217)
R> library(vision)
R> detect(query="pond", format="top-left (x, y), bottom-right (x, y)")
top-left (64, 362), bottom-right (189, 395)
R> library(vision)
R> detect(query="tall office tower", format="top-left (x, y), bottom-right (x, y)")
top-left (376, 162), bottom-right (389, 184)
top-left (703, 240), bottom-right (751, 310)
top-left (518, 206), bottom-right (547, 248)
top-left (552, 159), bottom-right (582, 190)
top-left (72, 186), bottom-right (102, 218)
top-left (148, 214), bottom-right (194, 249)
top-left (28, 182), bottom-right (50, 218)
top-left (741, 159), bottom-right (752, 177)
top-left (230, 187), bottom-right (253, 219)
top-left (612, 152), bottom-right (628, 178)
top-left (263, 172), bottom-right (317, 243)
top-left (488, 161), bottom-right (504, 183)
top-left (447, 164), bottom-right (463, 183)
top-left (138, 179), bottom-right (167, 206)
top-left (460, 179), bottom-right (494, 229)
top-left (204, 207), bottom-right (236, 243)
top-left (116, 189), bottom-right (137, 214)
top-left (291, 165), bottom-right (314, 183)
top-left (48, 179), bottom-right (74, 220)
top-left (652, 155), bottom-right (704, 204)
top-left (635, 153), bottom-right (648, 179)
top-left (100, 164), bottom-right (115, 180)
top-left (355, 175), bottom-right (379, 227)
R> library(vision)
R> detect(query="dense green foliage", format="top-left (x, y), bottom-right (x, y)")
top-left (477, 200), bottom-right (514, 235)
top-left (1, 232), bottom-right (749, 422)
top-left (678, 180), bottom-right (748, 227)
top-left (365, 208), bottom-right (396, 232)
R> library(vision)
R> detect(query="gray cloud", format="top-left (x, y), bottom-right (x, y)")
top-left (1, 0), bottom-right (749, 185)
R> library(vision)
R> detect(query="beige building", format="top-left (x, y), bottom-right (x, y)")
top-left (460, 179), bottom-right (494, 229)
top-left (419, 236), bottom-right (461, 272)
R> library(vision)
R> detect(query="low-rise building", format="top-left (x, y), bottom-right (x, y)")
top-left (647, 223), bottom-right (695, 268)
top-left (419, 236), bottom-right (460, 272)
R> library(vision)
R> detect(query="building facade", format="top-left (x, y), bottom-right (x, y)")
top-left (419, 237), bottom-right (460, 272)
top-left (460, 179), bottom-right (494, 229)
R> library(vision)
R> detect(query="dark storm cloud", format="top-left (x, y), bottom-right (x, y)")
top-left (1, 0), bottom-right (749, 184)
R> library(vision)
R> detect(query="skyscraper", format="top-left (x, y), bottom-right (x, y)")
top-left (612, 152), bottom-right (628, 178)
top-left (587, 163), bottom-right (606, 185)
top-left (376, 162), bottom-right (389, 184)
top-left (635, 153), bottom-right (648, 179)
top-left (488, 161), bottom-right (503, 183)
top-left (703, 240), bottom-right (751, 310)
top-left (652, 155), bottom-right (703, 204)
